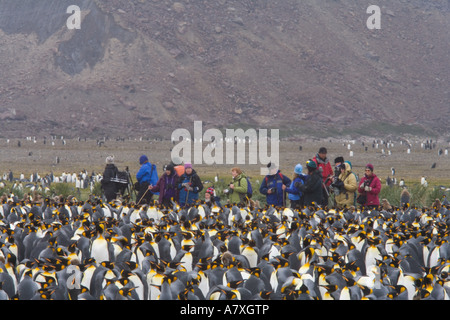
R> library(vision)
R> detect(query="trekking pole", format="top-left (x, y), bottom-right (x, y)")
top-left (185, 177), bottom-right (193, 207)
top-left (137, 187), bottom-right (150, 206)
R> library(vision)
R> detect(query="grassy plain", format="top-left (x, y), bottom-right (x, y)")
top-left (0, 136), bottom-right (449, 207)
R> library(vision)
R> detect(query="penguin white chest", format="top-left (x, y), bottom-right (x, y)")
top-left (91, 236), bottom-right (109, 262)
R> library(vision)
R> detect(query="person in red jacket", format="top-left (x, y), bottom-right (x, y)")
top-left (357, 163), bottom-right (381, 209)
top-left (313, 147), bottom-right (334, 207)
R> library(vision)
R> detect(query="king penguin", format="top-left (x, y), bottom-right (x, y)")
top-left (90, 222), bottom-right (112, 264)
top-left (241, 240), bottom-right (259, 269)
top-left (17, 269), bottom-right (39, 300)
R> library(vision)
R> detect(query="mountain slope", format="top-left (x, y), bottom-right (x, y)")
top-left (0, 0), bottom-right (448, 138)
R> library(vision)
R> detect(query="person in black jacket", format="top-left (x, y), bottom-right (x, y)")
top-left (101, 156), bottom-right (119, 202)
top-left (296, 159), bottom-right (323, 207)
top-left (178, 163), bottom-right (203, 207)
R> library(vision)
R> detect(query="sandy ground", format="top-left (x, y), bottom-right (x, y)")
top-left (0, 136), bottom-right (449, 188)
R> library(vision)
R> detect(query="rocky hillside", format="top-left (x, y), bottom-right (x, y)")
top-left (0, 0), bottom-right (448, 139)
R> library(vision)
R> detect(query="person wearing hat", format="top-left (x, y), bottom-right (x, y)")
top-left (285, 164), bottom-right (307, 209)
top-left (259, 162), bottom-right (291, 207)
top-left (357, 163), bottom-right (381, 209)
top-left (312, 147), bottom-right (334, 207)
top-left (101, 156), bottom-right (119, 202)
top-left (334, 156), bottom-right (344, 168)
top-left (334, 162), bottom-right (358, 209)
top-left (135, 155), bottom-right (159, 205)
top-left (297, 159), bottom-right (323, 207)
top-left (205, 187), bottom-right (222, 208)
top-left (177, 162), bottom-right (203, 207)
top-left (149, 164), bottom-right (179, 207)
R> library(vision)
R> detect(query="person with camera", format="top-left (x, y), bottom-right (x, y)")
top-left (260, 163), bottom-right (291, 207)
top-left (297, 160), bottom-right (323, 207)
top-left (178, 163), bottom-right (203, 207)
top-left (333, 162), bottom-right (358, 209)
top-left (226, 167), bottom-right (249, 205)
top-left (357, 163), bottom-right (381, 209)
top-left (149, 164), bottom-right (179, 207)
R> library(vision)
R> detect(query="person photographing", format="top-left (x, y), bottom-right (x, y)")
top-left (357, 163), bottom-right (381, 209)
top-left (226, 167), bottom-right (249, 205)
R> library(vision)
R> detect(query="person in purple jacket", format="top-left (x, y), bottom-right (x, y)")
top-left (149, 164), bottom-right (179, 207)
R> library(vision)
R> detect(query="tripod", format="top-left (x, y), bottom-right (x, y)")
top-left (125, 166), bottom-right (137, 201)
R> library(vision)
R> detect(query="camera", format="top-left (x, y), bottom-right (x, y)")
top-left (166, 183), bottom-right (174, 189)
top-left (334, 166), bottom-right (341, 177)
top-left (364, 180), bottom-right (371, 187)
top-left (224, 184), bottom-right (234, 195)
top-left (331, 178), bottom-right (344, 189)
top-left (269, 187), bottom-right (277, 193)
top-left (331, 178), bottom-right (344, 195)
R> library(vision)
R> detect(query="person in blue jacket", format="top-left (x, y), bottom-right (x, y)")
top-left (136, 155), bottom-right (159, 205)
top-left (178, 163), bottom-right (203, 207)
top-left (286, 164), bottom-right (306, 209)
top-left (259, 163), bottom-right (291, 207)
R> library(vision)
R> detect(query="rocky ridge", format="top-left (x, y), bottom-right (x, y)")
top-left (0, 0), bottom-right (448, 138)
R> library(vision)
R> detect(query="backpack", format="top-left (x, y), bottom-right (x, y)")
top-left (238, 176), bottom-right (253, 198)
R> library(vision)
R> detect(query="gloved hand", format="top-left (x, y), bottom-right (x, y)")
top-left (364, 186), bottom-right (372, 192)
top-left (182, 182), bottom-right (193, 191)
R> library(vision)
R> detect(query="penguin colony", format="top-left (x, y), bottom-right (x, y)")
top-left (0, 194), bottom-right (450, 300)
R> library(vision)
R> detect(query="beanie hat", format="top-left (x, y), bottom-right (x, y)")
top-left (306, 159), bottom-right (317, 169)
top-left (366, 163), bottom-right (374, 171)
top-left (206, 187), bottom-right (215, 195)
top-left (345, 160), bottom-right (353, 168)
top-left (139, 155), bottom-right (148, 165)
top-left (184, 162), bottom-right (193, 169)
top-left (334, 156), bottom-right (344, 164)
top-left (106, 156), bottom-right (115, 164)
top-left (318, 147), bottom-right (327, 154)
top-left (294, 164), bottom-right (303, 175)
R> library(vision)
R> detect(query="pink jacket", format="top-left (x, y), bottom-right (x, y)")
top-left (358, 174), bottom-right (381, 206)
